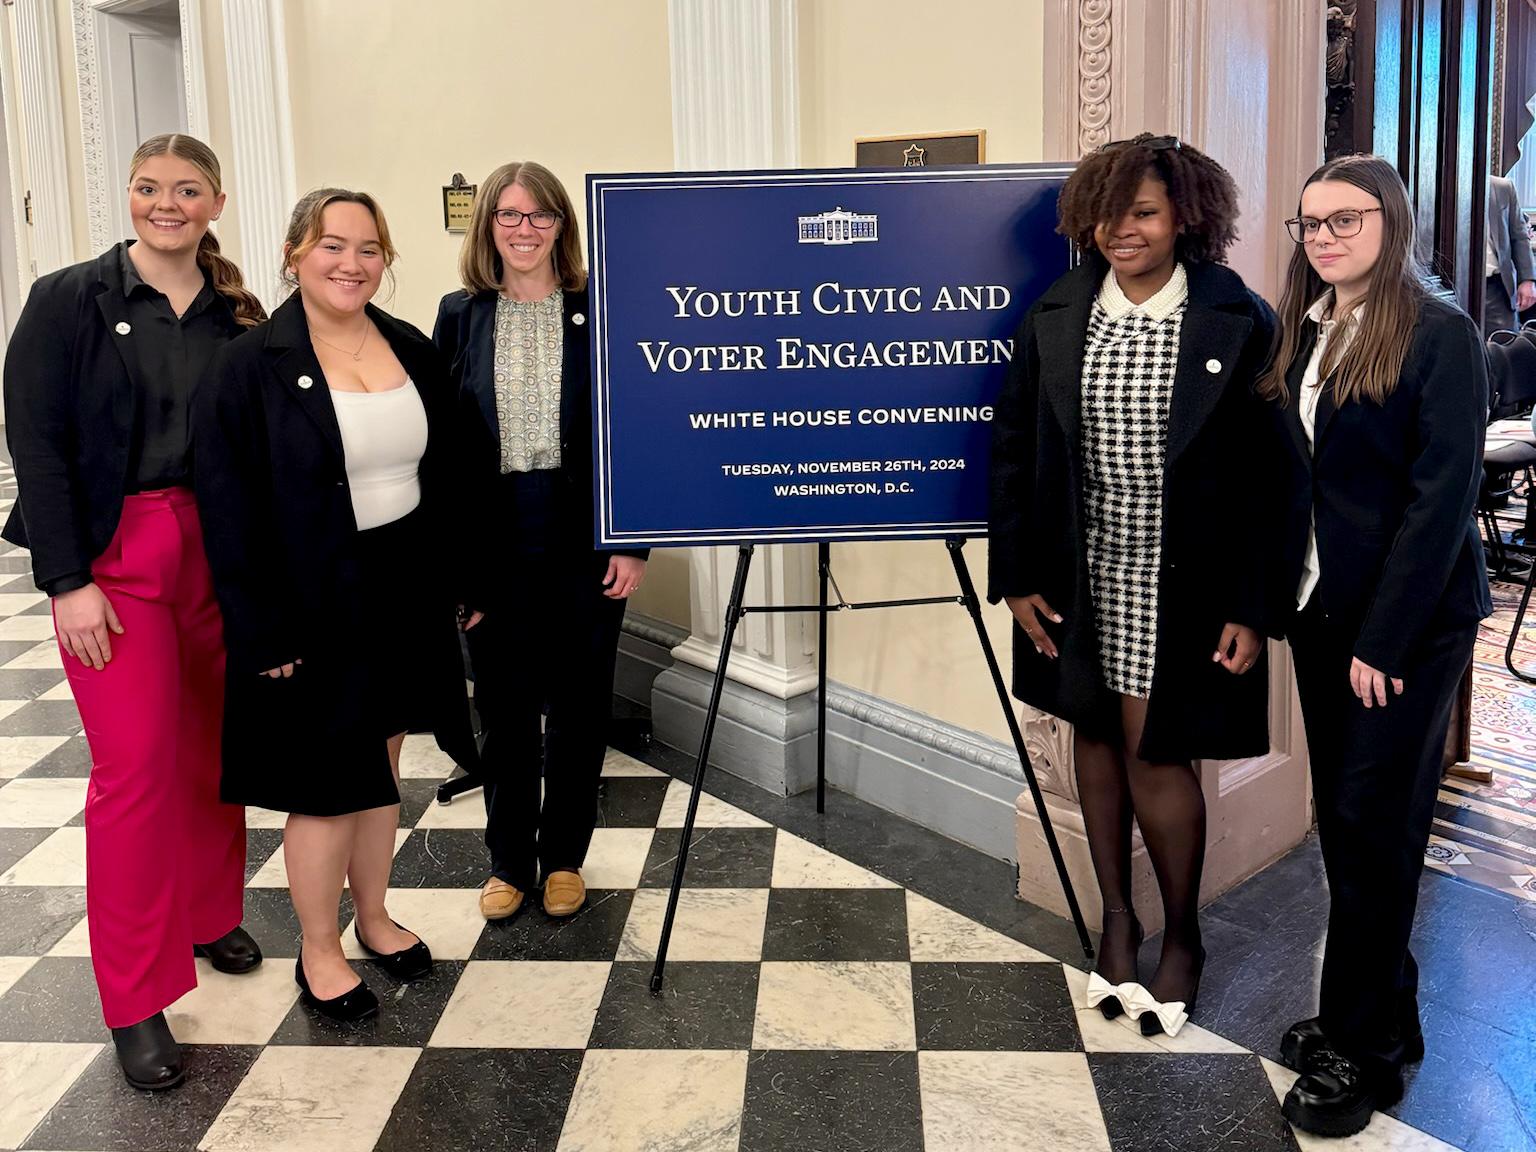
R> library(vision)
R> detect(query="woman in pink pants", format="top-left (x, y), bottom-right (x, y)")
top-left (1, 134), bottom-right (266, 1090)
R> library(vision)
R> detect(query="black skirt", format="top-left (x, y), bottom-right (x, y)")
top-left (220, 506), bottom-right (467, 817)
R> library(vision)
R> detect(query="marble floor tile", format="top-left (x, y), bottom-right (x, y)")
top-left (1259, 1058), bottom-right (1463, 1151)
top-left (617, 888), bottom-right (770, 962)
top-left (656, 778), bottom-right (771, 828)
top-left (1089, 1051), bottom-right (1299, 1151)
top-left (375, 1047), bottom-right (585, 1152)
top-left (394, 779), bottom-right (439, 830)
top-left (472, 889), bottom-right (635, 962)
top-left (639, 826), bottom-right (776, 888)
top-left (0, 956), bottom-right (105, 1042)
top-left (0, 955), bottom-right (37, 998)
top-left (912, 961), bottom-right (1081, 1052)
top-left (579, 826), bottom-right (656, 889)
top-left (1061, 964), bottom-right (1245, 1055)
top-left (0, 593), bottom-right (47, 616)
top-left (0, 699), bottom-right (28, 725)
top-left (18, 733), bottom-right (93, 778)
top-left (905, 890), bottom-right (1051, 962)
top-left (242, 827), bottom-right (284, 884)
top-left (271, 960), bottom-right (467, 1049)
top-left (45, 912), bottom-right (91, 955)
top-left (0, 826), bottom-right (51, 875)
top-left (0, 699), bottom-right (82, 736)
top-left (245, 841), bottom-right (291, 887)
top-left (36, 678), bottom-right (75, 701)
top-left (242, 806), bottom-right (289, 830)
top-left (397, 734), bottom-right (456, 779)
top-left (236, 887), bottom-right (354, 961)
top-left (0, 776), bottom-right (87, 827)
top-left (770, 830), bottom-right (900, 888)
top-left (199, 1045), bottom-right (419, 1152)
top-left (428, 960), bottom-right (610, 1049)
top-left (602, 748), bottom-right (666, 777)
top-left (752, 962), bottom-right (916, 1051)
top-left (0, 615), bottom-right (51, 642)
top-left (341, 887), bottom-right (484, 961)
top-left (0, 735), bottom-right (70, 778)
top-left (592, 776), bottom-right (673, 828)
top-left (0, 885), bottom-right (87, 952)
top-left (163, 958), bottom-right (299, 1046)
top-left (761, 887), bottom-right (910, 962)
top-left (411, 793), bottom-right (486, 829)
top-left (739, 1050), bottom-right (923, 1152)
top-left (0, 1039), bottom-right (100, 1148)
top-left (4, 640), bottom-right (64, 670)
top-left (556, 1048), bottom-right (748, 1152)
top-left (388, 829), bottom-right (493, 889)
top-left (588, 961), bottom-right (759, 1050)
top-left (920, 1050), bottom-right (1112, 1151)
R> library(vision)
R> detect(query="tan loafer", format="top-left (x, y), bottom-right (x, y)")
top-left (542, 870), bottom-right (586, 917)
top-left (479, 877), bottom-right (524, 921)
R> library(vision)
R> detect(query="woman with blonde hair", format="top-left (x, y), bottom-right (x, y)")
top-left (195, 189), bottom-right (481, 1024)
top-left (3, 133), bottom-right (265, 1089)
top-left (435, 161), bottom-right (647, 922)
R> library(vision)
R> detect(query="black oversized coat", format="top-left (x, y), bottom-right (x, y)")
top-left (193, 295), bottom-right (479, 810)
top-left (987, 259), bottom-right (1278, 763)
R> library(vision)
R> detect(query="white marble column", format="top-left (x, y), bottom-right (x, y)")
top-left (653, 0), bottom-right (820, 790)
top-left (14, 0), bottom-right (76, 276)
top-left (222, 0), bottom-right (295, 310)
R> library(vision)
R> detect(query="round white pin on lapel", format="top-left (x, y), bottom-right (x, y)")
top-left (573, 313), bottom-right (586, 326)
top-left (114, 322), bottom-right (131, 336)
top-left (1205, 359), bottom-right (1222, 374)
top-left (297, 375), bottom-right (314, 390)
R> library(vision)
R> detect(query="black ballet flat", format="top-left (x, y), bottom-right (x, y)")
top-left (294, 954), bottom-right (379, 1023)
top-left (355, 921), bottom-right (432, 981)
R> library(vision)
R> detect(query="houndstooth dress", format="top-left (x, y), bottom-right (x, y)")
top-left (1079, 264), bottom-right (1189, 699)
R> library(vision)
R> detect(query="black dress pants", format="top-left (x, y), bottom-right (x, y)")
top-left (468, 471), bottom-right (628, 891)
top-left (1288, 599), bottom-right (1475, 1079)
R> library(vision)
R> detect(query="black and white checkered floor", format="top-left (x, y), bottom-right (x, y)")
top-left (0, 470), bottom-right (1464, 1150)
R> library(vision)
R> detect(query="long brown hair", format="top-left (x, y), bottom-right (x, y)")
top-left (1259, 154), bottom-right (1426, 406)
top-left (128, 134), bottom-right (265, 328)
top-left (280, 188), bottom-right (399, 298)
top-left (457, 161), bottom-right (586, 294)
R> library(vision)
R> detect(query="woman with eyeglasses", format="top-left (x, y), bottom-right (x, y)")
top-left (434, 162), bottom-right (648, 923)
top-left (988, 134), bottom-right (1276, 1038)
top-left (1263, 155), bottom-right (1490, 1138)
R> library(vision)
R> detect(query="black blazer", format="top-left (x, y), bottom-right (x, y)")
top-left (432, 285), bottom-right (648, 569)
top-left (987, 259), bottom-right (1278, 763)
top-left (193, 294), bottom-right (472, 677)
top-left (1270, 295), bottom-right (1492, 674)
top-left (2, 243), bottom-right (242, 592)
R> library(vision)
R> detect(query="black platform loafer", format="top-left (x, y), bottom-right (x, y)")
top-left (355, 922), bottom-right (432, 981)
top-left (1282, 1044), bottom-right (1404, 1138)
top-left (294, 955), bottom-right (379, 1023)
top-left (193, 926), bottom-right (264, 974)
top-left (110, 1011), bottom-right (184, 1091)
top-left (1281, 1015), bottom-right (1424, 1074)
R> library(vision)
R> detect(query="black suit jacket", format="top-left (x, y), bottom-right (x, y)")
top-left (1270, 296), bottom-right (1492, 674)
top-left (193, 294), bottom-right (475, 677)
top-left (987, 259), bottom-right (1278, 763)
top-left (431, 285), bottom-right (648, 569)
top-left (2, 243), bottom-right (242, 592)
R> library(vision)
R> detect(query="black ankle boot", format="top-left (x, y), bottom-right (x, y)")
top-left (193, 926), bottom-right (263, 974)
top-left (1282, 1043), bottom-right (1404, 1138)
top-left (110, 1011), bottom-right (184, 1091)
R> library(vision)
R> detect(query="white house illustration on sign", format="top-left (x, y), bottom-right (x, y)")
top-left (797, 207), bottom-right (879, 245)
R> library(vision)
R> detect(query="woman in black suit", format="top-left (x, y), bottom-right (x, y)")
top-left (195, 189), bottom-right (479, 1022)
top-left (3, 134), bottom-right (265, 1090)
top-left (434, 161), bottom-right (647, 922)
top-left (988, 135), bottom-right (1276, 1037)
top-left (1264, 155), bottom-right (1490, 1138)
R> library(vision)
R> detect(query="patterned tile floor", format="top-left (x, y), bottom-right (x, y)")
top-left (0, 450), bottom-right (1522, 1150)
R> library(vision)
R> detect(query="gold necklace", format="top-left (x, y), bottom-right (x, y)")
top-left (312, 323), bottom-right (369, 361)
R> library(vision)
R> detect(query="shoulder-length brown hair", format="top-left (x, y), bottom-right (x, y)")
top-left (280, 188), bottom-right (400, 299)
top-left (129, 133), bottom-right (265, 327)
top-left (457, 161), bottom-right (586, 294)
top-left (1259, 154), bottom-right (1427, 406)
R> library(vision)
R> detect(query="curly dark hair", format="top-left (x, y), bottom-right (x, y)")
top-left (1057, 134), bottom-right (1240, 264)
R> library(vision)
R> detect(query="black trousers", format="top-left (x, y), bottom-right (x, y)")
top-left (468, 471), bottom-right (627, 890)
top-left (1288, 599), bottom-right (1475, 1078)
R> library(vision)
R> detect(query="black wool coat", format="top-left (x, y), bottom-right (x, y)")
top-left (987, 259), bottom-right (1278, 763)
top-left (1269, 296), bottom-right (1492, 672)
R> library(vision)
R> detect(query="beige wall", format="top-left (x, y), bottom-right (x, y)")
top-left (282, 0), bottom-right (674, 333)
top-left (798, 0), bottom-right (1046, 742)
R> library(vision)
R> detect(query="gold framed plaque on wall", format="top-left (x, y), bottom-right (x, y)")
top-left (853, 130), bottom-right (986, 168)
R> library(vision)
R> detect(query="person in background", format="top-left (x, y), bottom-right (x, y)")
top-left (2, 133), bottom-right (265, 1090)
top-left (1485, 173), bottom-right (1535, 334)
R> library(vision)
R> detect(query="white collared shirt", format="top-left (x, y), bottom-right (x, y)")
top-left (1295, 291), bottom-right (1360, 608)
top-left (1096, 261), bottom-right (1190, 321)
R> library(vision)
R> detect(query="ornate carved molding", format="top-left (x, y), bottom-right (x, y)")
top-left (71, 0), bottom-right (111, 257)
top-left (1078, 0), bottom-right (1113, 155)
top-left (181, 0), bottom-right (210, 140)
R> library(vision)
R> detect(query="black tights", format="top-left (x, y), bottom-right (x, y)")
top-left (1075, 694), bottom-right (1205, 1001)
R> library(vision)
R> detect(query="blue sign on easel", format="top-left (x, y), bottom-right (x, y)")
top-left (587, 163), bottom-right (1073, 548)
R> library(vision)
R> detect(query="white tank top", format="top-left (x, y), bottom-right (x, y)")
top-left (330, 382), bottom-right (428, 530)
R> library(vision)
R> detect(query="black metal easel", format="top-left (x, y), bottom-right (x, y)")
top-left (650, 537), bottom-right (1093, 992)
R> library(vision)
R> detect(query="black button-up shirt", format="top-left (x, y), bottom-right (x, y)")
top-left (119, 245), bottom-right (228, 492)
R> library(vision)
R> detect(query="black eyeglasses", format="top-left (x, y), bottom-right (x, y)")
top-left (1100, 134), bottom-right (1182, 154)
top-left (492, 208), bottom-right (563, 229)
top-left (1285, 207), bottom-right (1381, 244)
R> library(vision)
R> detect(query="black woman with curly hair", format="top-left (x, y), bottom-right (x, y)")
top-left (988, 134), bottom-right (1278, 1036)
